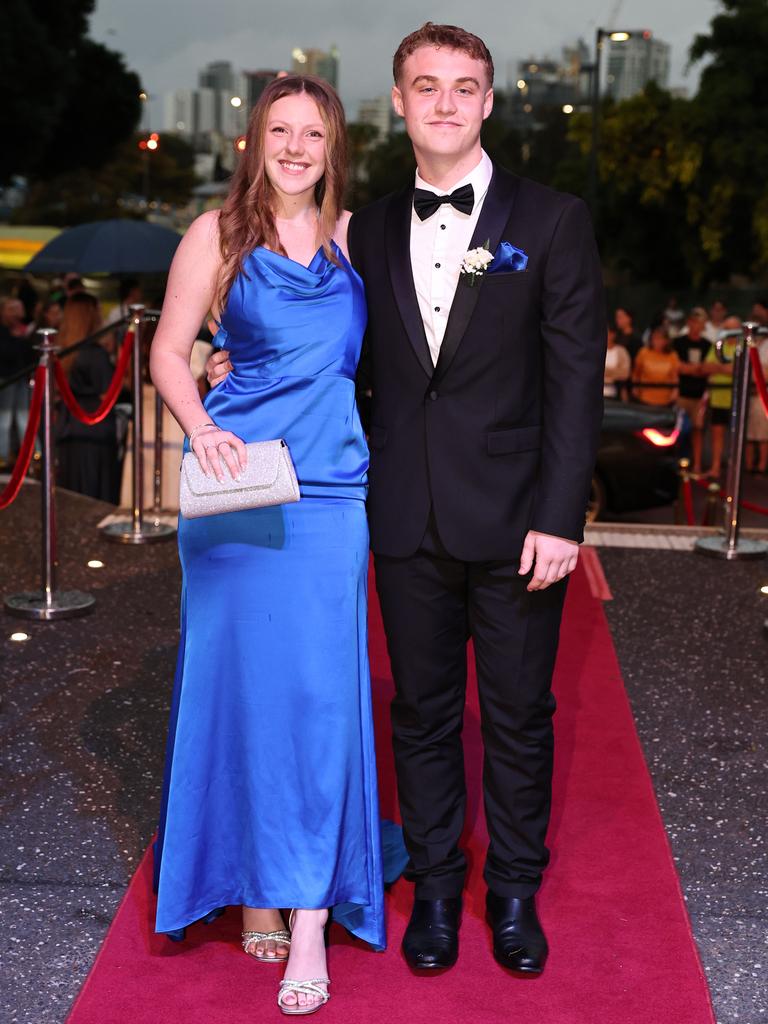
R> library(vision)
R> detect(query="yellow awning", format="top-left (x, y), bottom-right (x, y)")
top-left (0, 227), bottom-right (61, 270)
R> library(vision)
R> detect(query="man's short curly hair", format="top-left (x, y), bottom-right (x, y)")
top-left (393, 23), bottom-right (494, 87)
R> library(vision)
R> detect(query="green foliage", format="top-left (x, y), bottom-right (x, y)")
top-left (359, 129), bottom-right (415, 207)
top-left (13, 135), bottom-right (199, 226)
top-left (689, 0), bottom-right (768, 277)
top-left (0, 0), bottom-right (141, 184)
top-left (560, 0), bottom-right (768, 285)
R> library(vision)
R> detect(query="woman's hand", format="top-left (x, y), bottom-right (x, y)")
top-left (191, 424), bottom-right (247, 482)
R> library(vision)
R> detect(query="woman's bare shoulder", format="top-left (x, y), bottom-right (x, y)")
top-left (184, 209), bottom-right (222, 250)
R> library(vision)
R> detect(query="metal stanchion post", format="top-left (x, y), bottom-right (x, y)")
top-left (696, 322), bottom-right (768, 560)
top-left (5, 329), bottom-right (95, 620)
top-left (101, 306), bottom-right (174, 544)
top-left (674, 458), bottom-right (690, 525)
top-left (701, 481), bottom-right (721, 527)
top-left (151, 386), bottom-right (164, 519)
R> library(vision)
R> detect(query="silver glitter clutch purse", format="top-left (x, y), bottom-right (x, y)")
top-left (179, 439), bottom-right (300, 519)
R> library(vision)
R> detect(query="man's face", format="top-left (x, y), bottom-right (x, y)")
top-left (687, 315), bottom-right (705, 339)
top-left (1, 299), bottom-right (23, 326)
top-left (392, 45), bottom-right (493, 164)
top-left (710, 300), bottom-right (727, 323)
top-left (751, 302), bottom-right (768, 325)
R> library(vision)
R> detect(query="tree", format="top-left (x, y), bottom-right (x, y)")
top-left (13, 135), bottom-right (199, 225)
top-left (363, 130), bottom-right (416, 206)
top-left (0, 0), bottom-right (142, 184)
top-left (565, 86), bottom-right (703, 284)
top-left (689, 0), bottom-right (768, 278)
top-left (558, 0), bottom-right (768, 286)
top-left (346, 122), bottom-right (380, 209)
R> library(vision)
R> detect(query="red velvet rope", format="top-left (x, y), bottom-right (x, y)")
top-left (681, 476), bottom-right (695, 526)
top-left (53, 326), bottom-right (135, 426)
top-left (691, 475), bottom-right (768, 517)
top-left (749, 346), bottom-right (768, 419)
top-left (0, 365), bottom-right (45, 510)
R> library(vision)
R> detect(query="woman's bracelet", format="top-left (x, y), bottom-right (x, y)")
top-left (189, 421), bottom-right (217, 443)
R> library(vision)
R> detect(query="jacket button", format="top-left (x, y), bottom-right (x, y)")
top-left (429, 390), bottom-right (438, 401)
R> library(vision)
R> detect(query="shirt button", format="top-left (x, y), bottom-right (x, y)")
top-left (440, 224), bottom-right (446, 230)
top-left (429, 390), bottom-right (438, 401)
top-left (434, 306), bottom-right (440, 312)
top-left (435, 262), bottom-right (441, 268)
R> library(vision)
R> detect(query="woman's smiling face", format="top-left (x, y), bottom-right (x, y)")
top-left (263, 92), bottom-right (327, 200)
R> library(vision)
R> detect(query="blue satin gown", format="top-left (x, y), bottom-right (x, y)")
top-left (153, 242), bottom-right (390, 949)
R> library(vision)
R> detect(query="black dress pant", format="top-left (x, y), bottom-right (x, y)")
top-left (374, 513), bottom-right (568, 900)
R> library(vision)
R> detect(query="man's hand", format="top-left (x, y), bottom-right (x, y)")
top-left (519, 531), bottom-right (579, 592)
top-left (206, 348), bottom-right (232, 388)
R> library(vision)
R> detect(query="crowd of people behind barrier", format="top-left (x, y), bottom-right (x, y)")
top-left (0, 275), bottom-right (146, 504)
top-left (604, 298), bottom-right (768, 479)
top-left (2, 275), bottom-right (768, 508)
top-left (0, 273), bottom-right (214, 509)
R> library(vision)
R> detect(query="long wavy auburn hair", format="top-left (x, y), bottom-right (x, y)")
top-left (216, 75), bottom-right (348, 313)
top-left (57, 293), bottom-right (102, 352)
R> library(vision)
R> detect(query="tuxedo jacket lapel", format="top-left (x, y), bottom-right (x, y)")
top-left (431, 167), bottom-right (521, 384)
top-left (385, 185), bottom-right (434, 380)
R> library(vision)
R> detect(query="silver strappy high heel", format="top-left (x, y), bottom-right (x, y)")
top-left (277, 910), bottom-right (330, 1016)
top-left (277, 978), bottom-right (331, 1016)
top-left (242, 919), bottom-right (291, 963)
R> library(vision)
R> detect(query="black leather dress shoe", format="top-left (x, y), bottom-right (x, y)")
top-left (486, 893), bottom-right (548, 974)
top-left (402, 898), bottom-right (461, 970)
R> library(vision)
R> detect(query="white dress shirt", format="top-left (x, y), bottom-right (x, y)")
top-left (410, 150), bottom-right (494, 366)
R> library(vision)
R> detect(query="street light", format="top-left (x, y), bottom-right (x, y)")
top-left (137, 133), bottom-right (160, 203)
top-left (588, 28), bottom-right (636, 216)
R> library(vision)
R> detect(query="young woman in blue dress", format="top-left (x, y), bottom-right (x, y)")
top-left (150, 76), bottom-right (387, 1016)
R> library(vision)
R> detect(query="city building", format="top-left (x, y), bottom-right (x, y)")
top-left (605, 32), bottom-right (671, 101)
top-left (198, 60), bottom-right (236, 94)
top-left (357, 96), bottom-right (392, 141)
top-left (164, 59), bottom-right (250, 142)
top-left (162, 88), bottom-right (216, 138)
top-left (504, 42), bottom-right (590, 134)
top-left (243, 70), bottom-right (281, 109)
top-left (291, 46), bottom-right (339, 88)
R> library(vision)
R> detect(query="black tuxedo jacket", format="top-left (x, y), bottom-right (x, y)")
top-left (348, 164), bottom-right (606, 561)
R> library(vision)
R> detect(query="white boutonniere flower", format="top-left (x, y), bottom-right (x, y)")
top-left (460, 240), bottom-right (493, 287)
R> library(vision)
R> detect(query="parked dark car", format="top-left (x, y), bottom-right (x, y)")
top-left (590, 400), bottom-right (686, 521)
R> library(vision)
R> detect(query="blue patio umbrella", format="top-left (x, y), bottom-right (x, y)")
top-left (25, 219), bottom-right (182, 275)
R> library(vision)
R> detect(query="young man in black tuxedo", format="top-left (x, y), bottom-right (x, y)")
top-left (351, 22), bottom-right (604, 975)
top-left (207, 22), bottom-right (605, 976)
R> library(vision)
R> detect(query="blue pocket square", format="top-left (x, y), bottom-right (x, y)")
top-left (488, 241), bottom-right (528, 273)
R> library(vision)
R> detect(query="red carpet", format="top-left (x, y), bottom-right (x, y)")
top-left (66, 561), bottom-right (715, 1024)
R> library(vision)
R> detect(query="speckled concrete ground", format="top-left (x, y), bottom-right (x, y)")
top-left (1, 483), bottom-right (765, 1023)
top-left (599, 548), bottom-right (768, 1024)
top-left (0, 484), bottom-right (179, 1024)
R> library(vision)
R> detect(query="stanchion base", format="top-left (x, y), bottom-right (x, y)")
top-left (694, 536), bottom-right (768, 560)
top-left (4, 590), bottom-right (95, 620)
top-left (100, 520), bottom-right (176, 545)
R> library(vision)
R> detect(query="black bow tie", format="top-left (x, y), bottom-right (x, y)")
top-left (413, 183), bottom-right (475, 221)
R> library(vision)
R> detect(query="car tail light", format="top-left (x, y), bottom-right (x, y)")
top-left (637, 425), bottom-right (680, 447)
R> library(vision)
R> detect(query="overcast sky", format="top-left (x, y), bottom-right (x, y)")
top-left (89, 0), bottom-right (721, 120)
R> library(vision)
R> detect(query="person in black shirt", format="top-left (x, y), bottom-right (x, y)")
top-left (614, 306), bottom-right (642, 363)
top-left (0, 297), bottom-right (35, 468)
top-left (674, 307), bottom-right (710, 475)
